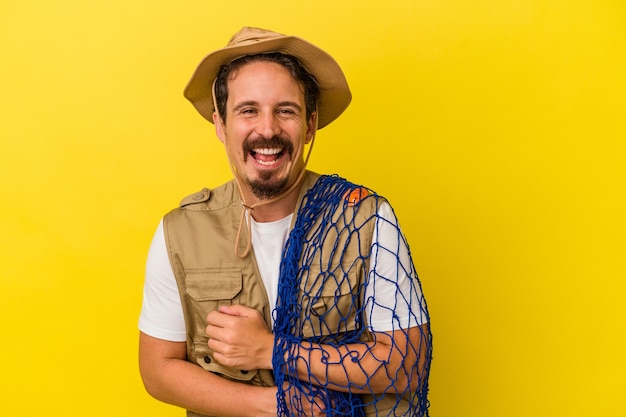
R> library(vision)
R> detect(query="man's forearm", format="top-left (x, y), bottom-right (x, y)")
top-left (286, 325), bottom-right (429, 394)
top-left (148, 358), bottom-right (277, 415)
top-left (139, 333), bottom-right (277, 417)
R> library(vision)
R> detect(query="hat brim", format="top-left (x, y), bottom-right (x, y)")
top-left (183, 35), bottom-right (351, 129)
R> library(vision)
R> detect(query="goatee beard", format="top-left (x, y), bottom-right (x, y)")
top-left (247, 174), bottom-right (290, 200)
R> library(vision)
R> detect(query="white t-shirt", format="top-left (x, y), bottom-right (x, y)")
top-left (139, 202), bottom-right (427, 342)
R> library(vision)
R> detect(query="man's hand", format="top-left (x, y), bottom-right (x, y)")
top-left (206, 305), bottom-right (274, 370)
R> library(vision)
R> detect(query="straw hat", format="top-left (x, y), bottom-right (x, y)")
top-left (183, 27), bottom-right (351, 129)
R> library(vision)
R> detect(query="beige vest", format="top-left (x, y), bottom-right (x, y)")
top-left (164, 171), bottom-right (409, 416)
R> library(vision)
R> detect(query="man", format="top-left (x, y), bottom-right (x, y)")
top-left (139, 27), bottom-right (432, 417)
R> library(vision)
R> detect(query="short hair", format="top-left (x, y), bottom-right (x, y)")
top-left (213, 52), bottom-right (321, 125)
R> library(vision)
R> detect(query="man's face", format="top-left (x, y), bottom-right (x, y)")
top-left (214, 60), bottom-right (316, 201)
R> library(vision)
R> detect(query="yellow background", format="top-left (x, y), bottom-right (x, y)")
top-left (1, 0), bottom-right (624, 416)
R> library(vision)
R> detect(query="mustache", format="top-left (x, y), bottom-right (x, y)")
top-left (243, 136), bottom-right (294, 156)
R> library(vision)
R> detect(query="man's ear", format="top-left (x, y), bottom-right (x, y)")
top-left (305, 112), bottom-right (318, 144)
top-left (213, 111), bottom-right (226, 144)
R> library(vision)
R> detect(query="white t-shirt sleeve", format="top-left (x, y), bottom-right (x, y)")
top-left (365, 202), bottom-right (429, 332)
top-left (138, 219), bottom-right (187, 342)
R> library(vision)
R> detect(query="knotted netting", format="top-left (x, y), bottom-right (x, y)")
top-left (272, 175), bottom-right (432, 416)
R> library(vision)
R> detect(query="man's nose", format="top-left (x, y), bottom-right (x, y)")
top-left (255, 112), bottom-right (281, 138)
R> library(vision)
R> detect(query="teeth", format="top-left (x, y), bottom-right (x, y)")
top-left (256, 159), bottom-right (276, 166)
top-left (253, 148), bottom-right (282, 155)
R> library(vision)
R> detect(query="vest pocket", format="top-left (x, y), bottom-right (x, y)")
top-left (185, 267), bottom-right (243, 302)
top-left (300, 269), bottom-right (361, 338)
top-left (184, 268), bottom-right (243, 347)
top-left (186, 269), bottom-right (257, 383)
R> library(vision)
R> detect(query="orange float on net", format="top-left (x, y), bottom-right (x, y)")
top-left (343, 187), bottom-right (369, 207)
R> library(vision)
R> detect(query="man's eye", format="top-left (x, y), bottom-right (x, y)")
top-left (278, 109), bottom-right (295, 115)
top-left (238, 108), bottom-right (259, 117)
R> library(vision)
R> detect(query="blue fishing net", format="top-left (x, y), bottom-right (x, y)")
top-left (272, 175), bottom-right (432, 416)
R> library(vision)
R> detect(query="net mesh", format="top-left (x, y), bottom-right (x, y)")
top-left (272, 175), bottom-right (432, 416)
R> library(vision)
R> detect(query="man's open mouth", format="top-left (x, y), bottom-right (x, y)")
top-left (250, 147), bottom-right (285, 166)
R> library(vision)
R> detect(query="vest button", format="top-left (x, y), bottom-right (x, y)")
top-left (240, 370), bottom-right (249, 374)
top-left (203, 355), bottom-right (211, 364)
